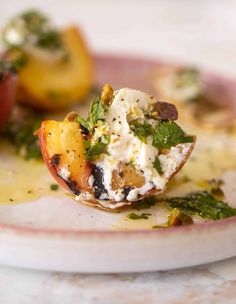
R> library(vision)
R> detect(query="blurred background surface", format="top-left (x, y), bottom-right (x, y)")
top-left (1, 0), bottom-right (236, 76)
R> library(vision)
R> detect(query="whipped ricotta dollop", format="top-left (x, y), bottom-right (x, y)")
top-left (154, 67), bottom-right (202, 103)
top-left (88, 88), bottom-right (193, 202)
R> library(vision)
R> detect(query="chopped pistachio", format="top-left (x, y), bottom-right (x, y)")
top-left (168, 208), bottom-right (193, 226)
top-left (101, 84), bottom-right (114, 105)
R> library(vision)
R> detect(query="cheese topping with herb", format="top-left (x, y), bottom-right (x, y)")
top-left (2, 10), bottom-right (66, 62)
top-left (78, 86), bottom-right (195, 203)
top-left (92, 89), bottom-right (192, 201)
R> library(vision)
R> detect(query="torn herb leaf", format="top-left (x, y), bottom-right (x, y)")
top-left (37, 29), bottom-right (62, 51)
top-left (166, 191), bottom-right (236, 220)
top-left (88, 97), bottom-right (105, 126)
top-left (129, 121), bottom-right (154, 143)
top-left (153, 157), bottom-right (163, 175)
top-left (85, 136), bottom-right (110, 161)
top-left (76, 116), bottom-right (91, 131)
top-left (127, 212), bottom-right (151, 220)
top-left (2, 116), bottom-right (42, 160)
top-left (132, 196), bottom-right (157, 210)
top-left (152, 121), bottom-right (194, 149)
top-left (50, 184), bottom-right (59, 191)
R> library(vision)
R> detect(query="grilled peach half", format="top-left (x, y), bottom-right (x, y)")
top-left (36, 119), bottom-right (91, 194)
top-left (15, 26), bottom-right (93, 110)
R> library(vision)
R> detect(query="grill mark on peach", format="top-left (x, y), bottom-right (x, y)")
top-left (51, 154), bottom-right (61, 168)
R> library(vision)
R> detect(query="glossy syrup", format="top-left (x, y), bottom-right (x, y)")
top-left (0, 142), bottom-right (66, 204)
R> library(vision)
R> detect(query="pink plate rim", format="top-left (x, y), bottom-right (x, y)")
top-left (1, 52), bottom-right (236, 238)
top-left (94, 52), bottom-right (236, 87)
top-left (0, 213), bottom-right (236, 238)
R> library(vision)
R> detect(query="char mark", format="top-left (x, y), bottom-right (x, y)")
top-left (91, 164), bottom-right (108, 199)
top-left (123, 187), bottom-right (133, 199)
top-left (80, 124), bottom-right (89, 137)
top-left (65, 179), bottom-right (80, 196)
top-left (51, 154), bottom-right (61, 167)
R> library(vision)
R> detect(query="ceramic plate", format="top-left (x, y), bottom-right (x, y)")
top-left (1, 54), bottom-right (236, 273)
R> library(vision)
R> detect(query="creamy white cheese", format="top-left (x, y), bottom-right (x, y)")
top-left (4, 27), bottom-right (25, 46)
top-left (58, 166), bottom-right (71, 181)
top-left (90, 88), bottom-right (193, 202)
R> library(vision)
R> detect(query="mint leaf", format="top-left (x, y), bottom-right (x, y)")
top-left (85, 136), bottom-right (110, 161)
top-left (50, 184), bottom-right (59, 191)
top-left (153, 156), bottom-right (163, 175)
top-left (88, 97), bottom-right (105, 126)
top-left (152, 121), bottom-right (194, 148)
top-left (127, 212), bottom-right (151, 220)
top-left (130, 121), bottom-right (154, 143)
top-left (76, 116), bottom-right (90, 131)
top-left (37, 30), bottom-right (62, 51)
top-left (133, 196), bottom-right (157, 210)
top-left (2, 111), bottom-right (42, 160)
top-left (166, 191), bottom-right (236, 220)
